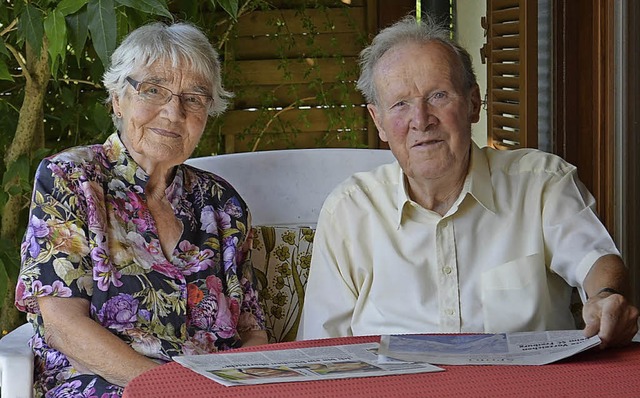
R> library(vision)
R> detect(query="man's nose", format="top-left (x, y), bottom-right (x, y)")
top-left (410, 100), bottom-right (437, 131)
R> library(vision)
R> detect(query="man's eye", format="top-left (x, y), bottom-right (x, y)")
top-left (391, 101), bottom-right (407, 109)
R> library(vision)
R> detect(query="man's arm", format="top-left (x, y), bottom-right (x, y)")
top-left (297, 210), bottom-right (357, 340)
top-left (582, 254), bottom-right (639, 348)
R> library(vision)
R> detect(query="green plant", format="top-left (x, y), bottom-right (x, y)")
top-left (0, 0), bottom-right (244, 334)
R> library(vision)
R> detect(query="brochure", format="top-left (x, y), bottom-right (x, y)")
top-left (378, 330), bottom-right (602, 366)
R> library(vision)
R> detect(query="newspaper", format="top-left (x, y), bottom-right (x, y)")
top-left (173, 342), bottom-right (443, 387)
top-left (378, 330), bottom-right (602, 366)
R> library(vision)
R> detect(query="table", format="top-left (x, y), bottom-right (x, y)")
top-left (122, 336), bottom-right (640, 397)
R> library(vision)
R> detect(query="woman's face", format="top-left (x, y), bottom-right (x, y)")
top-left (113, 61), bottom-right (212, 172)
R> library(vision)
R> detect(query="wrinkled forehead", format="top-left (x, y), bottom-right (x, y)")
top-left (373, 40), bottom-right (465, 90)
top-left (133, 58), bottom-right (213, 90)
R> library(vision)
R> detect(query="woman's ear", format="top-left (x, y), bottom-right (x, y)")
top-left (112, 93), bottom-right (122, 117)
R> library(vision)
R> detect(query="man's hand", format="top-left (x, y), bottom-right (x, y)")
top-left (582, 290), bottom-right (639, 349)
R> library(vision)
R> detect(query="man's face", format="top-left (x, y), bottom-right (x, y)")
top-left (367, 40), bottom-right (481, 184)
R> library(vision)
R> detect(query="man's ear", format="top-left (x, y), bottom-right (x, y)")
top-left (367, 104), bottom-right (388, 143)
top-left (468, 84), bottom-right (482, 124)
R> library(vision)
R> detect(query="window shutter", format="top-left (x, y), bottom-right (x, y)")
top-left (483, 0), bottom-right (538, 149)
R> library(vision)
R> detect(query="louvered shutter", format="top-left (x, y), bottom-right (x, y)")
top-left (483, 0), bottom-right (538, 149)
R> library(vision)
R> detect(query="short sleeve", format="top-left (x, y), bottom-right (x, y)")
top-left (15, 158), bottom-right (94, 313)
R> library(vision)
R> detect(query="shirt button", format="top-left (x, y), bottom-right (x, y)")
top-left (446, 309), bottom-right (455, 316)
top-left (443, 266), bottom-right (452, 275)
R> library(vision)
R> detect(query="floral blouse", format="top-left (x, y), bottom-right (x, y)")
top-left (15, 133), bottom-right (266, 395)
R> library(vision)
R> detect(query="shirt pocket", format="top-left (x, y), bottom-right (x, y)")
top-left (481, 253), bottom-right (548, 333)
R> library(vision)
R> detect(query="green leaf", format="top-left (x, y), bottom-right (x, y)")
top-left (88, 0), bottom-right (117, 67)
top-left (45, 10), bottom-right (68, 74)
top-left (115, 0), bottom-right (172, 19)
top-left (18, 4), bottom-right (44, 55)
top-left (0, 59), bottom-right (14, 82)
top-left (0, 38), bottom-right (10, 58)
top-left (91, 102), bottom-right (112, 132)
top-left (57, 0), bottom-right (90, 16)
top-left (3, 155), bottom-right (30, 189)
top-left (66, 8), bottom-right (89, 64)
top-left (215, 0), bottom-right (239, 19)
top-left (1, 248), bottom-right (21, 283)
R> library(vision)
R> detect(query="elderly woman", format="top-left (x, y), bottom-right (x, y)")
top-left (15, 22), bottom-right (267, 397)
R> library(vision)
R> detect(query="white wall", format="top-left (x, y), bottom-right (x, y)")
top-left (455, 0), bottom-right (488, 147)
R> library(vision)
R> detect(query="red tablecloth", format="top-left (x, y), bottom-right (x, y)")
top-left (123, 336), bottom-right (640, 398)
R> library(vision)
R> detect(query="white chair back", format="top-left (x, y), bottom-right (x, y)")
top-left (185, 148), bottom-right (396, 226)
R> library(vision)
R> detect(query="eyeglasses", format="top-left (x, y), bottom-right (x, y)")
top-left (126, 77), bottom-right (213, 113)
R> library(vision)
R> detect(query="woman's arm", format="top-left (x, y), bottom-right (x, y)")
top-left (37, 296), bottom-right (161, 387)
top-left (240, 329), bottom-right (268, 347)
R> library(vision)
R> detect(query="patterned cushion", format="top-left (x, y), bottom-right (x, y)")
top-left (250, 225), bottom-right (314, 343)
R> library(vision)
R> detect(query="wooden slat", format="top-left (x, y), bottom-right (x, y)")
top-left (493, 63), bottom-right (520, 75)
top-left (492, 101), bottom-right (520, 115)
top-left (492, 8), bottom-right (519, 23)
top-left (491, 88), bottom-right (519, 102)
top-left (491, 48), bottom-right (520, 62)
top-left (491, 127), bottom-right (520, 140)
top-left (225, 8), bottom-right (366, 37)
top-left (218, 107), bottom-right (369, 135)
top-left (267, 0), bottom-right (366, 8)
top-left (230, 130), bottom-right (368, 152)
top-left (492, 21), bottom-right (519, 35)
top-left (231, 83), bottom-right (364, 109)
top-left (492, 76), bottom-right (520, 89)
top-left (492, 36), bottom-right (519, 49)
top-left (493, 115), bottom-right (520, 129)
top-left (491, 0), bottom-right (520, 10)
top-left (230, 32), bottom-right (364, 60)
top-left (225, 57), bottom-right (359, 86)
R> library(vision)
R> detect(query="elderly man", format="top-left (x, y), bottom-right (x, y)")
top-left (298, 15), bottom-right (638, 348)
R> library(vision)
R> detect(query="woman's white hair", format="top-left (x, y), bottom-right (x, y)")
top-left (356, 15), bottom-right (477, 105)
top-left (103, 21), bottom-right (232, 131)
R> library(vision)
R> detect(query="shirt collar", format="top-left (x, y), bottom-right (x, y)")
top-left (395, 142), bottom-right (496, 227)
top-left (103, 132), bottom-right (185, 202)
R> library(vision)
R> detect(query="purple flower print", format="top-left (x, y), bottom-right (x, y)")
top-left (25, 215), bottom-right (49, 258)
top-left (222, 236), bottom-right (239, 272)
top-left (177, 241), bottom-right (214, 275)
top-left (200, 206), bottom-right (217, 234)
top-left (50, 280), bottom-right (72, 297)
top-left (97, 293), bottom-right (140, 332)
top-left (44, 379), bottom-right (82, 398)
top-left (31, 280), bottom-right (53, 296)
top-left (91, 247), bottom-right (123, 291)
top-left (223, 197), bottom-right (243, 218)
top-left (200, 206), bottom-right (232, 234)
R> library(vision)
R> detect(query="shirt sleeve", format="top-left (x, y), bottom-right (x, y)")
top-left (542, 166), bottom-right (621, 300)
top-left (15, 158), bottom-right (93, 313)
top-left (297, 203), bottom-right (358, 340)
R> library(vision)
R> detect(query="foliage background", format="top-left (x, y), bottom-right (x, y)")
top-left (0, 0), bottom-right (369, 333)
top-left (0, 0), bottom-right (250, 333)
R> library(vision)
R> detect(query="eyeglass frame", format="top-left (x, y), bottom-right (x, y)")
top-left (125, 76), bottom-right (214, 113)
